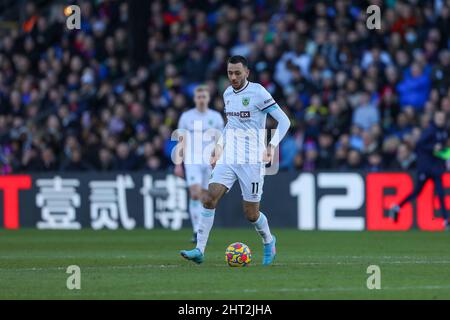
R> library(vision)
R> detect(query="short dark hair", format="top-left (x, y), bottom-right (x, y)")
top-left (227, 55), bottom-right (248, 68)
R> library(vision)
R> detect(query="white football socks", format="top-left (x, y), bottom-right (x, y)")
top-left (189, 199), bottom-right (202, 233)
top-left (196, 208), bottom-right (215, 254)
top-left (252, 212), bottom-right (273, 244)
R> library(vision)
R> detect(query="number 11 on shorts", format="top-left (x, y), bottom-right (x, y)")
top-left (251, 182), bottom-right (259, 194)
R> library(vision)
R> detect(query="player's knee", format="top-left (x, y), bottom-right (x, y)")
top-left (189, 186), bottom-right (202, 200)
top-left (190, 193), bottom-right (200, 201)
top-left (202, 193), bottom-right (218, 209)
top-left (244, 207), bottom-right (259, 222)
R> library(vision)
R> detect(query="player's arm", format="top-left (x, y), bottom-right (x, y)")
top-left (263, 105), bottom-right (290, 163)
top-left (210, 124), bottom-right (226, 169)
top-left (255, 85), bottom-right (290, 163)
top-left (173, 114), bottom-right (187, 177)
top-left (267, 106), bottom-right (290, 147)
top-left (210, 103), bottom-right (227, 168)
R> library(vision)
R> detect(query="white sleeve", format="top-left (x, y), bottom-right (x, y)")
top-left (255, 85), bottom-right (277, 113)
top-left (268, 106), bottom-right (290, 147)
top-left (216, 121), bottom-right (227, 147)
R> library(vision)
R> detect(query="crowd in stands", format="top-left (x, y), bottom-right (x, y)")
top-left (0, 0), bottom-right (449, 173)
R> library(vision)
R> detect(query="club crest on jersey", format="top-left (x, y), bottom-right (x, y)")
top-left (242, 97), bottom-right (250, 106)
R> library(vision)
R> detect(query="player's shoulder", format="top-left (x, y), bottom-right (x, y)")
top-left (247, 82), bottom-right (269, 96)
top-left (179, 109), bottom-right (196, 125)
top-left (248, 81), bottom-right (264, 90)
top-left (223, 82), bottom-right (267, 97)
top-left (223, 85), bottom-right (233, 97)
top-left (181, 108), bottom-right (196, 117)
top-left (207, 109), bottom-right (222, 117)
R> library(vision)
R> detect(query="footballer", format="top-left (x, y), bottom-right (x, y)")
top-left (174, 85), bottom-right (224, 243)
top-left (389, 110), bottom-right (450, 230)
top-left (180, 55), bottom-right (290, 265)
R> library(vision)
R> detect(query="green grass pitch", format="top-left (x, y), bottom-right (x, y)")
top-left (0, 229), bottom-right (449, 299)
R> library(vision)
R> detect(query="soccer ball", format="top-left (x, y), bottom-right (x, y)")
top-left (225, 242), bottom-right (252, 267)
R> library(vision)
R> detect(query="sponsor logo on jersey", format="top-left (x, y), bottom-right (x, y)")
top-left (226, 111), bottom-right (251, 118)
top-left (240, 111), bottom-right (250, 118)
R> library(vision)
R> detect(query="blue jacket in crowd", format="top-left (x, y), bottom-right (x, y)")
top-left (396, 73), bottom-right (431, 110)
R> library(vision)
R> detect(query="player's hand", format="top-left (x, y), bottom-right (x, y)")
top-left (210, 144), bottom-right (223, 169)
top-left (434, 143), bottom-right (443, 153)
top-left (173, 135), bottom-right (184, 165)
top-left (262, 144), bottom-right (275, 164)
top-left (174, 164), bottom-right (184, 178)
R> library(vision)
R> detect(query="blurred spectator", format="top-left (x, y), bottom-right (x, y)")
top-left (303, 140), bottom-right (317, 172)
top-left (390, 143), bottom-right (416, 170)
top-left (346, 149), bottom-right (363, 170)
top-left (145, 156), bottom-right (162, 171)
top-left (382, 136), bottom-right (402, 168)
top-left (352, 92), bottom-right (380, 131)
top-left (60, 148), bottom-right (92, 171)
top-left (366, 152), bottom-right (383, 172)
top-left (96, 148), bottom-right (115, 171)
top-left (113, 142), bottom-right (138, 171)
top-left (396, 63), bottom-right (431, 111)
top-left (41, 148), bottom-right (59, 171)
top-left (21, 146), bottom-right (42, 172)
top-left (316, 131), bottom-right (334, 169)
top-left (431, 49), bottom-right (450, 96)
top-left (279, 130), bottom-right (298, 171)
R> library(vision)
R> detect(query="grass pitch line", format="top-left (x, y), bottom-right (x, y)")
top-left (0, 264), bottom-right (181, 272)
top-left (2, 259), bottom-right (450, 273)
top-left (23, 284), bottom-right (450, 298)
top-left (133, 284), bottom-right (450, 296)
top-left (274, 260), bottom-right (450, 266)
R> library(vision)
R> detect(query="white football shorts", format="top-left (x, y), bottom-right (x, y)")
top-left (184, 164), bottom-right (212, 190)
top-left (209, 163), bottom-right (265, 202)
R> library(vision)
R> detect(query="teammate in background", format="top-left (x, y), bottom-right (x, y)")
top-left (389, 110), bottom-right (450, 230)
top-left (174, 85), bottom-right (224, 242)
top-left (180, 55), bottom-right (291, 265)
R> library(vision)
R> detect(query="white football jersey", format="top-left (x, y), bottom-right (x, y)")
top-left (178, 108), bottom-right (224, 164)
top-left (222, 81), bottom-right (277, 164)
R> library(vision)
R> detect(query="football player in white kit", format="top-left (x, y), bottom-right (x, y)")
top-left (174, 85), bottom-right (224, 243)
top-left (181, 56), bottom-right (290, 265)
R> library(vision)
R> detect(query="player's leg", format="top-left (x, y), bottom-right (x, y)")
top-left (431, 171), bottom-right (449, 229)
top-left (389, 172), bottom-right (429, 221)
top-left (242, 200), bottom-right (276, 266)
top-left (180, 164), bottom-right (236, 263)
top-left (184, 164), bottom-right (203, 242)
top-left (242, 201), bottom-right (274, 244)
top-left (196, 163), bottom-right (237, 254)
top-left (195, 165), bottom-right (212, 241)
top-left (188, 184), bottom-right (202, 242)
top-left (196, 182), bottom-right (228, 247)
top-left (180, 183), bottom-right (228, 264)
top-left (238, 164), bottom-right (276, 266)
